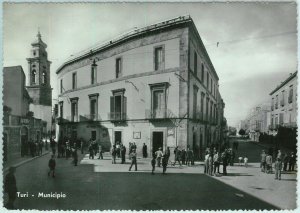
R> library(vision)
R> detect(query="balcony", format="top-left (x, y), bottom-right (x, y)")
top-left (108, 112), bottom-right (127, 122)
top-left (81, 114), bottom-right (101, 122)
top-left (145, 109), bottom-right (176, 120)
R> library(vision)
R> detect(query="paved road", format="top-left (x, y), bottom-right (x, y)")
top-left (228, 138), bottom-right (265, 163)
top-left (11, 151), bottom-right (278, 210)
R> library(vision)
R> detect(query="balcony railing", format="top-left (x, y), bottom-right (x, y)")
top-left (108, 112), bottom-right (127, 121)
top-left (145, 109), bottom-right (176, 120)
top-left (81, 114), bottom-right (101, 121)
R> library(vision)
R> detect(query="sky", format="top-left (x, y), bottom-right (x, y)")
top-left (3, 2), bottom-right (297, 127)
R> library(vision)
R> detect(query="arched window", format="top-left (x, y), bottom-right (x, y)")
top-left (42, 72), bottom-right (47, 84)
top-left (32, 69), bottom-right (36, 84)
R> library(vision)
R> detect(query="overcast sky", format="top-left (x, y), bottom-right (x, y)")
top-left (3, 2), bottom-right (297, 127)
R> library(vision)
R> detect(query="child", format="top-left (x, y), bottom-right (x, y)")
top-left (244, 156), bottom-right (248, 168)
top-left (274, 158), bottom-right (282, 180)
top-left (151, 155), bottom-right (156, 175)
top-left (238, 157), bottom-right (243, 166)
top-left (48, 155), bottom-right (56, 178)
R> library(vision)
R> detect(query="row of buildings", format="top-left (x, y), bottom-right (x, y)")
top-left (3, 15), bottom-right (226, 160)
top-left (239, 71), bottom-right (297, 143)
top-left (55, 15), bottom-right (226, 157)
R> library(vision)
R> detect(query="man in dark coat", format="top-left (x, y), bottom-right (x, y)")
top-left (48, 155), bottom-right (56, 178)
top-left (4, 167), bottom-right (17, 209)
top-left (121, 145), bottom-right (126, 164)
top-left (129, 149), bottom-right (137, 171)
top-left (142, 143), bottom-right (148, 158)
top-left (162, 154), bottom-right (168, 174)
top-left (222, 150), bottom-right (229, 175)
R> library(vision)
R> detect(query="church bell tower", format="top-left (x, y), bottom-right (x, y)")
top-left (26, 31), bottom-right (52, 106)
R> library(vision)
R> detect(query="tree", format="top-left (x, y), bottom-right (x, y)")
top-left (239, 129), bottom-right (246, 136)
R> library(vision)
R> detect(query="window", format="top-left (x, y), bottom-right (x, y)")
top-left (59, 101), bottom-right (63, 118)
top-left (72, 72), bottom-right (77, 89)
top-left (210, 101), bottom-right (213, 122)
top-left (201, 63), bottom-right (204, 82)
top-left (89, 93), bottom-right (99, 121)
top-left (193, 86), bottom-right (198, 119)
top-left (207, 73), bottom-right (209, 89)
top-left (201, 93), bottom-right (205, 120)
top-left (271, 98), bottom-right (274, 111)
top-left (91, 63), bottom-right (97, 84)
top-left (60, 79), bottom-right (63, 94)
top-left (42, 72), bottom-right (47, 84)
top-left (281, 90), bottom-right (285, 106)
top-left (154, 46), bottom-right (165, 71)
top-left (116, 57), bottom-right (122, 78)
top-left (148, 82), bottom-right (169, 119)
top-left (70, 98), bottom-right (79, 122)
top-left (211, 79), bottom-right (213, 92)
top-left (110, 89), bottom-right (127, 121)
top-left (32, 69), bottom-right (36, 84)
top-left (194, 52), bottom-right (197, 74)
top-left (206, 97), bottom-right (209, 121)
top-left (275, 95), bottom-right (278, 109)
top-left (288, 85), bottom-right (293, 103)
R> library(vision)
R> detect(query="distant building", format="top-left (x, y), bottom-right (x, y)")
top-left (3, 66), bottom-right (46, 162)
top-left (55, 15), bottom-right (225, 157)
top-left (269, 71), bottom-right (297, 132)
top-left (26, 31), bottom-right (52, 134)
top-left (240, 103), bottom-right (270, 141)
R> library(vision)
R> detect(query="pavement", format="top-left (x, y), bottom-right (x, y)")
top-left (81, 152), bottom-right (297, 210)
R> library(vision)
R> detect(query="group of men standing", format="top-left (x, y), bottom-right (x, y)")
top-left (21, 139), bottom-right (44, 157)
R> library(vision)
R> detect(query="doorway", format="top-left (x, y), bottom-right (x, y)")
top-left (152, 131), bottom-right (163, 156)
top-left (114, 131), bottom-right (122, 145)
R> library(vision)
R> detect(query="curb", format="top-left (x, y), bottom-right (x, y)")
top-left (3, 151), bottom-right (50, 173)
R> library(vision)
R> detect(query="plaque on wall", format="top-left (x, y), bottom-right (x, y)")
top-left (133, 131), bottom-right (141, 139)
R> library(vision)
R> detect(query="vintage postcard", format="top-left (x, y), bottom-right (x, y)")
top-left (2, 1), bottom-right (298, 211)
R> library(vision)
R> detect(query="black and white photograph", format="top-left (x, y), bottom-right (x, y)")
top-left (2, 1), bottom-right (298, 211)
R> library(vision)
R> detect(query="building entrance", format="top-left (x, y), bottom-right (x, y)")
top-left (114, 131), bottom-right (122, 145)
top-left (152, 131), bottom-right (163, 156)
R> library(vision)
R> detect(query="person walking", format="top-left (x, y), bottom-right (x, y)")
top-left (186, 148), bottom-right (193, 166)
top-left (162, 154), bottom-right (168, 174)
top-left (111, 145), bottom-right (117, 164)
top-left (98, 145), bottom-right (103, 159)
top-left (121, 145), bottom-right (126, 164)
top-left (204, 151), bottom-right (209, 174)
top-left (213, 151), bottom-right (220, 175)
top-left (142, 143), bottom-right (148, 158)
top-left (260, 150), bottom-right (267, 172)
top-left (48, 155), bottom-right (56, 178)
top-left (38, 141), bottom-right (43, 156)
top-left (289, 152), bottom-right (296, 171)
top-left (88, 144), bottom-right (94, 159)
top-left (4, 167), bottom-right (17, 209)
top-left (244, 156), bottom-right (248, 168)
top-left (129, 149), bottom-right (137, 171)
top-left (181, 149), bottom-right (186, 165)
top-left (80, 139), bottom-right (84, 154)
top-left (274, 158), bottom-right (282, 180)
top-left (155, 147), bottom-right (163, 167)
top-left (208, 154), bottom-right (213, 176)
top-left (73, 148), bottom-right (78, 166)
top-left (151, 155), bottom-right (156, 175)
top-left (173, 147), bottom-right (182, 166)
top-left (266, 153), bottom-right (273, 174)
top-left (283, 152), bottom-right (289, 171)
top-left (221, 150), bottom-right (228, 175)
top-left (165, 147), bottom-right (171, 165)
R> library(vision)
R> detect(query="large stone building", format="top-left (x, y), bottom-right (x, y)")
top-left (3, 66), bottom-right (46, 162)
top-left (269, 71), bottom-right (297, 131)
top-left (55, 15), bottom-right (225, 157)
top-left (26, 31), bottom-right (52, 133)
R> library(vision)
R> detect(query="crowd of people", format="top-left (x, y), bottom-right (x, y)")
top-left (260, 149), bottom-right (296, 180)
top-left (21, 139), bottom-right (46, 158)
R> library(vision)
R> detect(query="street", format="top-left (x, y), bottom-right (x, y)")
top-left (9, 139), bottom-right (297, 210)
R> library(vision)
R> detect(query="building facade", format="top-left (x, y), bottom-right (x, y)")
top-left (269, 71), bottom-right (297, 132)
top-left (26, 31), bottom-right (52, 133)
top-left (56, 16), bottom-right (225, 157)
top-left (3, 66), bottom-right (46, 163)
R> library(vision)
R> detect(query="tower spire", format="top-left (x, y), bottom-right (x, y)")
top-left (37, 27), bottom-right (41, 40)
